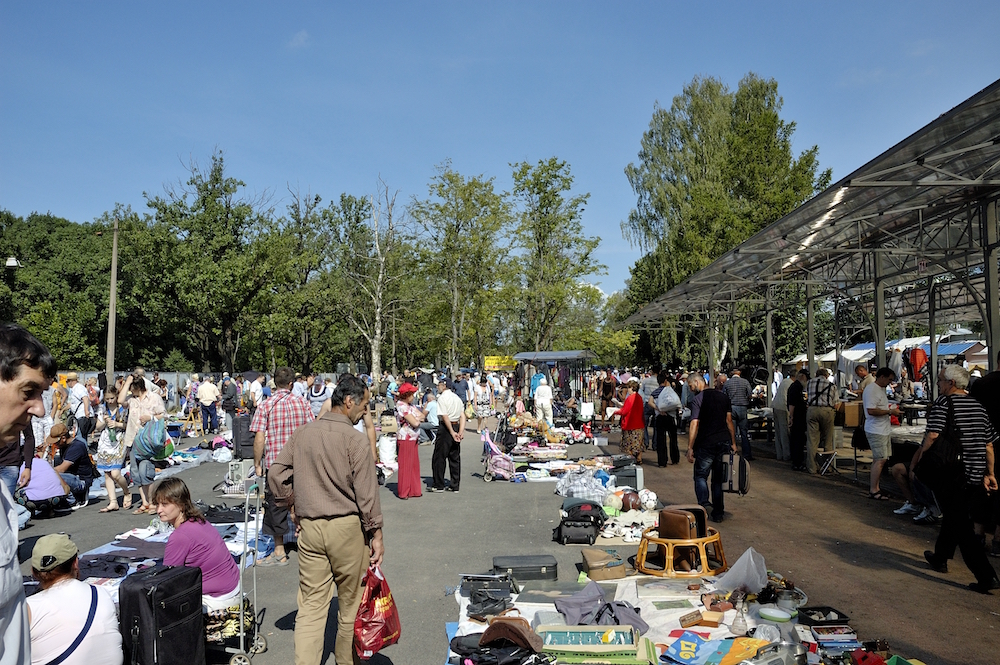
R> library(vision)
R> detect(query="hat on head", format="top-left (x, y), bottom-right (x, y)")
top-left (45, 423), bottom-right (69, 446)
top-left (397, 382), bottom-right (418, 396)
top-left (223, 372), bottom-right (230, 378)
top-left (32, 533), bottom-right (78, 572)
top-left (66, 372), bottom-right (78, 381)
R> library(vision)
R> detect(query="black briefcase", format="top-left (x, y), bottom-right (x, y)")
top-left (119, 564), bottom-right (206, 665)
top-left (233, 414), bottom-right (254, 460)
top-left (492, 555), bottom-right (558, 581)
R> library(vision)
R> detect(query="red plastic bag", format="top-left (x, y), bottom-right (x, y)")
top-left (354, 564), bottom-right (401, 658)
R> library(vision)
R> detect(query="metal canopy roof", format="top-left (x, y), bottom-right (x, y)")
top-left (626, 77), bottom-right (1000, 327)
top-left (512, 350), bottom-right (596, 362)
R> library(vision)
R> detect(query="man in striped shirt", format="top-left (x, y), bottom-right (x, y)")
top-left (912, 364), bottom-right (999, 593)
top-left (805, 368), bottom-right (840, 474)
top-left (722, 368), bottom-right (753, 461)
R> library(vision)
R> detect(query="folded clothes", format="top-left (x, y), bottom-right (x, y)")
top-left (79, 554), bottom-right (131, 579)
top-left (107, 536), bottom-right (167, 559)
top-left (115, 527), bottom-right (158, 541)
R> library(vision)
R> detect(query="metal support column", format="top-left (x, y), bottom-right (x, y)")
top-left (765, 288), bottom-right (774, 402)
top-left (806, 284), bottom-right (816, 375)
top-left (732, 302), bottom-right (739, 370)
top-left (983, 198), bottom-right (1000, 372)
top-left (929, 282), bottom-right (938, 400)
top-left (874, 254), bottom-right (886, 370)
top-left (708, 314), bottom-right (717, 382)
top-left (834, 300), bottom-right (843, 388)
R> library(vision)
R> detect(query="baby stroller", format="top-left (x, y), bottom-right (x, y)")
top-left (481, 429), bottom-right (515, 482)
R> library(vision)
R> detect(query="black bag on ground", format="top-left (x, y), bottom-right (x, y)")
top-left (119, 564), bottom-right (205, 665)
top-left (553, 520), bottom-right (598, 545)
top-left (493, 555), bottom-right (558, 581)
top-left (721, 452), bottom-right (750, 495)
top-left (232, 414), bottom-right (253, 460)
top-left (914, 396), bottom-right (964, 491)
top-left (851, 427), bottom-right (870, 451)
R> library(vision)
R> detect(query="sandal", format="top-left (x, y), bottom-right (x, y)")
top-left (869, 492), bottom-right (890, 501)
top-left (132, 505), bottom-right (153, 515)
top-left (256, 554), bottom-right (290, 567)
top-left (99, 505), bottom-right (119, 513)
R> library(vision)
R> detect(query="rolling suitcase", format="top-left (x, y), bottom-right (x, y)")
top-left (119, 564), bottom-right (206, 665)
top-left (492, 555), bottom-right (558, 581)
top-left (554, 520), bottom-right (598, 545)
top-left (721, 452), bottom-right (750, 495)
top-left (233, 414), bottom-right (253, 460)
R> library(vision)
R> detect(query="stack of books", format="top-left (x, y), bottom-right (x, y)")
top-left (811, 625), bottom-right (862, 654)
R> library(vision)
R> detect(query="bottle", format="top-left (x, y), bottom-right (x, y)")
top-left (730, 598), bottom-right (748, 636)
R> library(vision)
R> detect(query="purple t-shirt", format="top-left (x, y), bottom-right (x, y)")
top-left (164, 518), bottom-right (240, 597)
top-left (20, 459), bottom-right (66, 501)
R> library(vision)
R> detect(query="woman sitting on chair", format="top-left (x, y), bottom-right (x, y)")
top-left (154, 477), bottom-right (241, 611)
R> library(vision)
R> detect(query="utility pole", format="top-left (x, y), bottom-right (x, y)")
top-left (105, 215), bottom-right (119, 380)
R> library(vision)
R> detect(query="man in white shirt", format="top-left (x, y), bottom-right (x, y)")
top-left (534, 377), bottom-right (554, 425)
top-left (291, 374), bottom-right (308, 398)
top-left (863, 367), bottom-right (902, 500)
top-left (27, 534), bottom-right (122, 665)
top-left (249, 374), bottom-right (265, 410)
top-left (66, 372), bottom-right (93, 441)
top-left (431, 378), bottom-right (465, 493)
top-left (197, 376), bottom-right (222, 434)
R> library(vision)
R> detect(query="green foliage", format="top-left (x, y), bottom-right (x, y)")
top-left (162, 349), bottom-right (195, 372)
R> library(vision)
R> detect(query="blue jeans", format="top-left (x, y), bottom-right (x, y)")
top-left (731, 405), bottom-right (751, 458)
top-left (59, 473), bottom-right (87, 505)
top-left (0, 466), bottom-right (20, 497)
top-left (201, 402), bottom-right (218, 432)
top-left (693, 442), bottom-right (727, 518)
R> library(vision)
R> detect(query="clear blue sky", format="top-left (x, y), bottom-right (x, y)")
top-left (3, 2), bottom-right (998, 295)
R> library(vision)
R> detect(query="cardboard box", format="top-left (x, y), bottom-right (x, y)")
top-left (843, 401), bottom-right (863, 428)
top-left (581, 547), bottom-right (627, 580)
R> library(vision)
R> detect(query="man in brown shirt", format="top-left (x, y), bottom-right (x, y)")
top-left (268, 374), bottom-right (383, 665)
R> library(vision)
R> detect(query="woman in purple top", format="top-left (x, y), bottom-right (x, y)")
top-left (154, 478), bottom-right (241, 610)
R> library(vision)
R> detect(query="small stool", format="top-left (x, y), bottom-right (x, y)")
top-left (635, 526), bottom-right (728, 578)
top-left (183, 407), bottom-right (204, 438)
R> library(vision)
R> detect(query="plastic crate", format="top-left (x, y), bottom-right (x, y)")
top-left (797, 606), bottom-right (851, 626)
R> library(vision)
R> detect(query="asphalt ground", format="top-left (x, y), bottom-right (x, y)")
top-left (17, 421), bottom-right (999, 665)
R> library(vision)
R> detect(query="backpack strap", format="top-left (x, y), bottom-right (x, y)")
top-left (45, 585), bottom-right (98, 665)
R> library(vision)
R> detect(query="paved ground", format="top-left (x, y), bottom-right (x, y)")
top-left (17, 422), bottom-right (999, 664)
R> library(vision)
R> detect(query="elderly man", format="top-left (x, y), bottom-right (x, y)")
top-left (432, 377), bottom-right (465, 493)
top-left (0, 323), bottom-right (57, 664)
top-left (863, 368), bottom-right (903, 500)
top-left (197, 375), bottom-right (221, 434)
top-left (268, 375), bottom-right (383, 665)
top-left (27, 534), bottom-right (122, 663)
top-left (912, 364), bottom-right (999, 593)
top-left (805, 368), bottom-right (840, 474)
top-left (251, 366), bottom-right (314, 567)
top-left (722, 368), bottom-right (753, 461)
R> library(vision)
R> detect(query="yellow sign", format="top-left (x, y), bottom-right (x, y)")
top-left (484, 355), bottom-right (516, 371)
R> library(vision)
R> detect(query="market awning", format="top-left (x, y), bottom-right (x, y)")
top-left (512, 350), bottom-right (597, 363)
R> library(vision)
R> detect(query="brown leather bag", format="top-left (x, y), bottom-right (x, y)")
top-left (658, 505), bottom-right (708, 539)
top-left (488, 608), bottom-right (530, 632)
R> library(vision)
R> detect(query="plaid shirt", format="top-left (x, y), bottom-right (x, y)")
top-left (250, 389), bottom-right (315, 468)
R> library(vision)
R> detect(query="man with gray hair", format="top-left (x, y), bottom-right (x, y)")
top-left (805, 367), bottom-right (840, 474)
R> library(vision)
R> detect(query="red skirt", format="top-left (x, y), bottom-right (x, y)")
top-left (396, 436), bottom-right (422, 498)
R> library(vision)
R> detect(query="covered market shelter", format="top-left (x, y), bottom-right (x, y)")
top-left (626, 77), bottom-right (1000, 401)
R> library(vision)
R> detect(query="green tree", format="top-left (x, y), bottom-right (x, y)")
top-left (411, 163), bottom-right (513, 371)
top-left (510, 158), bottom-right (604, 351)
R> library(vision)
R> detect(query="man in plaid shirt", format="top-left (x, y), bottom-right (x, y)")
top-left (251, 366), bottom-right (314, 566)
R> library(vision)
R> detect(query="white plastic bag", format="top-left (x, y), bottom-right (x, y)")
top-left (377, 435), bottom-right (397, 468)
top-left (715, 546), bottom-right (768, 593)
top-left (212, 447), bottom-right (233, 463)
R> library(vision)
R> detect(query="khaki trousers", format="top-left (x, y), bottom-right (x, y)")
top-left (295, 515), bottom-right (370, 665)
top-left (805, 406), bottom-right (836, 473)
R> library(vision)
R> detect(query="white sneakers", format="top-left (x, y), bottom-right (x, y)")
top-left (894, 501), bottom-right (920, 515)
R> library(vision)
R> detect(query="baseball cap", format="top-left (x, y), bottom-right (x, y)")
top-left (32, 533), bottom-right (78, 572)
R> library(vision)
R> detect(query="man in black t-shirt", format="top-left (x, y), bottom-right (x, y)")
top-left (970, 352), bottom-right (1000, 558)
top-left (685, 375), bottom-right (737, 523)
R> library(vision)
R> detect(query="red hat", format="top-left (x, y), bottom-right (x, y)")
top-left (397, 382), bottom-right (418, 396)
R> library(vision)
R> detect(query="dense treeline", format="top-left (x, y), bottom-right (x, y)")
top-left (1, 153), bottom-right (633, 375)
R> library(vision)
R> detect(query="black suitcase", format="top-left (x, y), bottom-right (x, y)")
top-left (554, 519), bottom-right (598, 545)
top-left (233, 414), bottom-right (253, 460)
top-left (492, 555), bottom-right (558, 581)
top-left (721, 452), bottom-right (750, 495)
top-left (119, 564), bottom-right (206, 665)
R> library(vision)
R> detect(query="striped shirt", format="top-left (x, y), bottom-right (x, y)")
top-left (722, 375), bottom-right (752, 407)
top-left (925, 394), bottom-right (997, 485)
top-left (806, 377), bottom-right (839, 408)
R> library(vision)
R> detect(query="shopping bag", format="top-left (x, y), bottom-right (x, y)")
top-left (134, 417), bottom-right (173, 460)
top-left (354, 564), bottom-right (401, 659)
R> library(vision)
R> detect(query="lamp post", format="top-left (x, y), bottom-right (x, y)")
top-left (105, 216), bottom-right (119, 379)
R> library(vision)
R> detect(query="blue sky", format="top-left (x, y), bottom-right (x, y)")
top-left (3, 2), bottom-right (999, 295)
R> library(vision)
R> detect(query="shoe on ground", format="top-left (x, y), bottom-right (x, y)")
top-left (710, 513), bottom-right (724, 524)
top-left (924, 550), bottom-right (948, 573)
top-left (428, 487), bottom-right (445, 493)
top-left (256, 554), bottom-right (290, 567)
top-left (913, 508), bottom-right (938, 525)
top-left (991, 540), bottom-right (1000, 558)
top-left (70, 498), bottom-right (89, 511)
top-left (894, 501), bottom-right (920, 515)
top-left (968, 578), bottom-right (1000, 594)
top-left (445, 486), bottom-right (460, 493)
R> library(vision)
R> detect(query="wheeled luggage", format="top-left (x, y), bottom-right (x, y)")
top-left (492, 555), bottom-right (558, 581)
top-left (233, 414), bottom-right (253, 460)
top-left (119, 564), bottom-right (205, 665)
top-left (555, 520), bottom-right (598, 545)
top-left (721, 452), bottom-right (750, 495)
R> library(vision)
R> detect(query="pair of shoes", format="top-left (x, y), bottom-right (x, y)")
top-left (622, 526), bottom-right (643, 543)
top-left (968, 578), bottom-right (1000, 594)
top-left (913, 508), bottom-right (938, 525)
top-left (710, 513), bottom-right (724, 523)
top-left (70, 498), bottom-right (89, 511)
top-left (428, 487), bottom-right (445, 493)
top-left (256, 554), bottom-right (290, 567)
top-left (868, 491), bottom-right (890, 501)
top-left (445, 486), bottom-right (460, 493)
top-left (924, 550), bottom-right (948, 573)
top-left (894, 501), bottom-right (920, 515)
top-left (600, 524), bottom-right (623, 539)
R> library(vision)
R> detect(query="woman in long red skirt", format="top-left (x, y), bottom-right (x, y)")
top-left (394, 383), bottom-right (425, 499)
